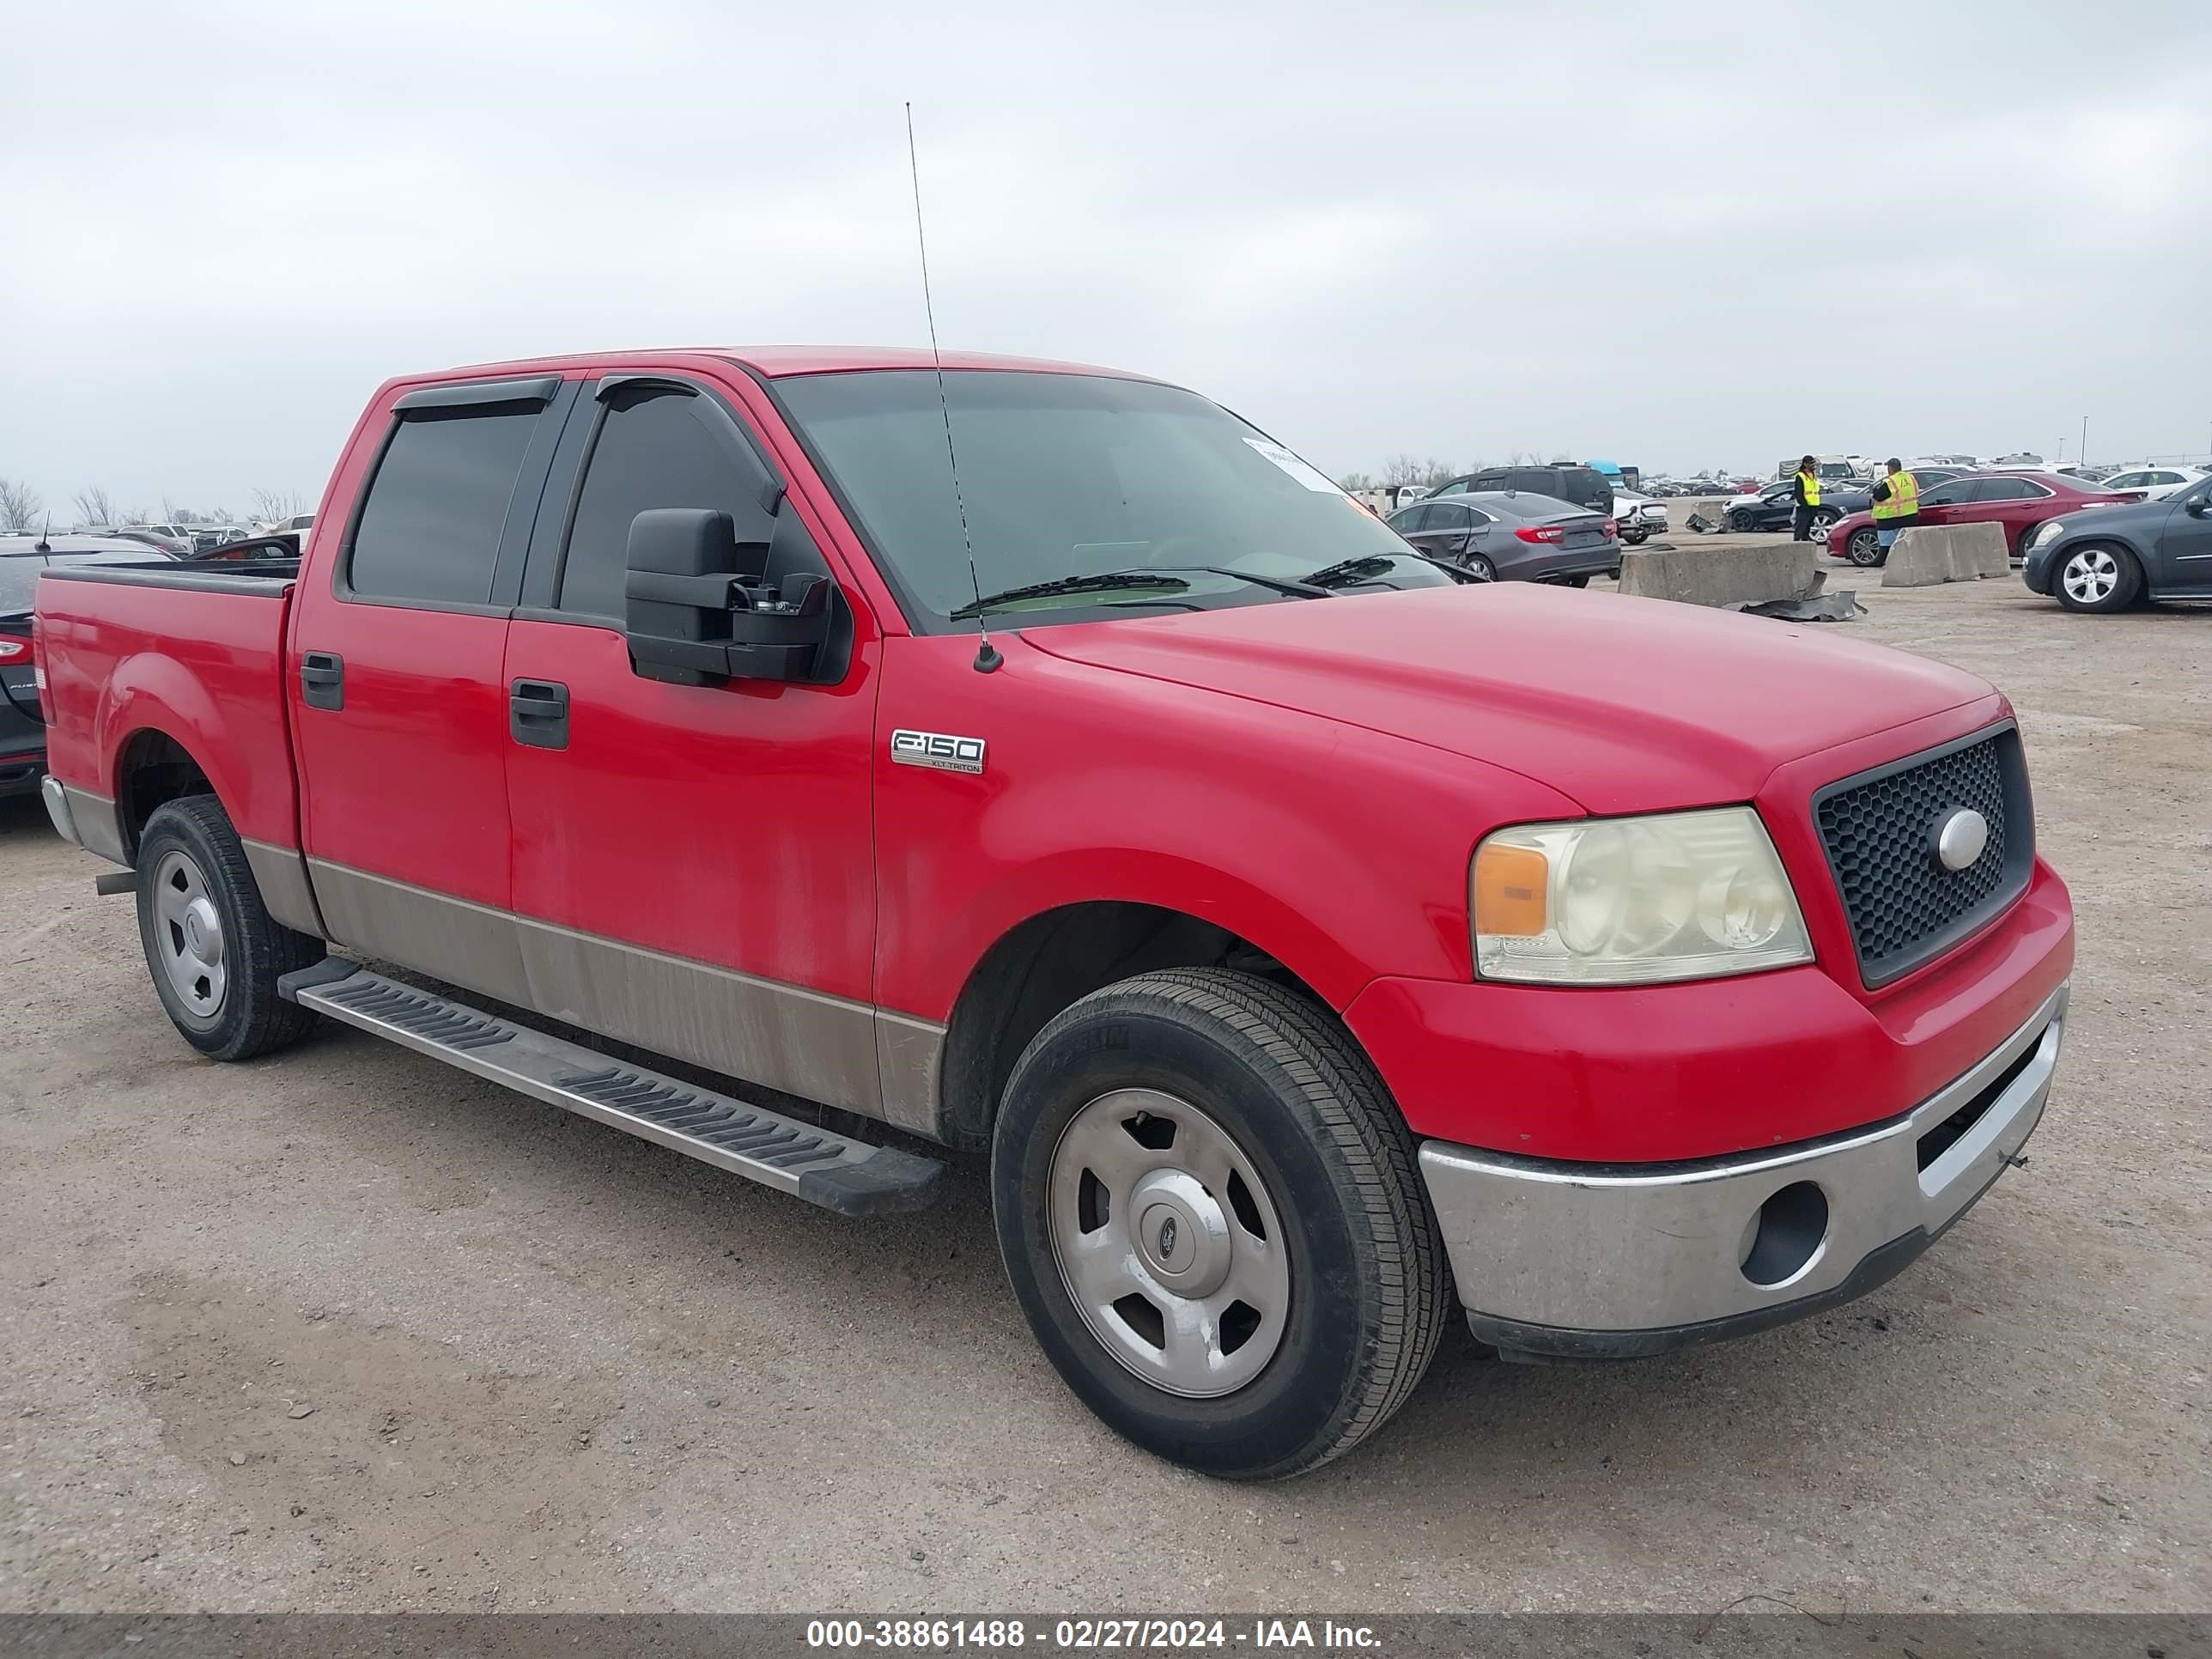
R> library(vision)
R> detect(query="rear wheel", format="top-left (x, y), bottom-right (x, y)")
top-left (1462, 554), bottom-right (1496, 582)
top-left (135, 796), bottom-right (322, 1060)
top-left (1844, 526), bottom-right (1884, 567)
top-left (991, 969), bottom-right (1450, 1480)
top-left (2054, 543), bottom-right (2142, 613)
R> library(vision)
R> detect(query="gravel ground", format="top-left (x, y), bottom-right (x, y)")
top-left (1, 571), bottom-right (2205, 1616)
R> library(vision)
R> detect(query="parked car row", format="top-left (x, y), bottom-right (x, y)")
top-left (1386, 492), bottom-right (1621, 584)
top-left (1826, 471), bottom-right (2143, 568)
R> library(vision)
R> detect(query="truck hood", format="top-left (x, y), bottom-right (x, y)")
top-left (1020, 584), bottom-right (1994, 815)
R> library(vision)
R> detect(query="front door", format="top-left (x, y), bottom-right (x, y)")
top-left (2156, 478), bottom-right (2212, 592)
top-left (290, 379), bottom-right (578, 994)
top-left (500, 373), bottom-right (887, 1117)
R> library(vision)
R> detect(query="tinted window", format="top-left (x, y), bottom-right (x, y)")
top-left (1426, 501), bottom-right (1471, 529)
top-left (558, 390), bottom-right (775, 619)
top-left (1976, 479), bottom-right (2045, 501)
top-left (349, 409), bottom-right (540, 605)
top-left (1387, 504), bottom-right (1431, 532)
top-left (1922, 481), bottom-right (1975, 507)
top-left (1429, 480), bottom-right (1467, 496)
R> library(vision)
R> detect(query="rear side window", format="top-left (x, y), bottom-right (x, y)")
top-left (1388, 504), bottom-right (1431, 532)
top-left (556, 390), bottom-right (777, 620)
top-left (1427, 501), bottom-right (1472, 528)
top-left (349, 408), bottom-right (540, 605)
top-left (1976, 479), bottom-right (2044, 501)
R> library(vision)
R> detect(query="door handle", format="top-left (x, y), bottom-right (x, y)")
top-left (509, 678), bottom-right (570, 750)
top-left (301, 651), bottom-right (344, 712)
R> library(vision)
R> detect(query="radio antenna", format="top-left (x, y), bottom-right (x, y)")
top-left (906, 102), bottom-right (1000, 673)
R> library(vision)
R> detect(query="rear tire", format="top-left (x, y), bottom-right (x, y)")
top-left (1462, 554), bottom-right (1496, 582)
top-left (990, 969), bottom-right (1451, 1480)
top-left (2053, 543), bottom-right (2142, 614)
top-left (135, 796), bottom-right (322, 1060)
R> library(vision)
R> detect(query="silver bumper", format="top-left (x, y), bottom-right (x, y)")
top-left (1418, 981), bottom-right (2069, 1358)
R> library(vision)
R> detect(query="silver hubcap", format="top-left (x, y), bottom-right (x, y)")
top-left (1810, 519), bottom-right (1832, 544)
top-left (1467, 558), bottom-right (1495, 582)
top-left (1048, 1090), bottom-right (1290, 1398)
top-left (2063, 548), bottom-right (2118, 604)
top-left (152, 849), bottom-right (227, 1023)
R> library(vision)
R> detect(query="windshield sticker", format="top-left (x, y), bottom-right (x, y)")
top-left (1244, 438), bottom-right (1345, 494)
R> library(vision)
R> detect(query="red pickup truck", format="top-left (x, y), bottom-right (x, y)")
top-left (34, 348), bottom-right (2074, 1479)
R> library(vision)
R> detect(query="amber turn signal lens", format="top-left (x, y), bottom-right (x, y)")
top-left (1472, 842), bottom-right (1548, 938)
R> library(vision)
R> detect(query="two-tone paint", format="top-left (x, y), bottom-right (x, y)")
top-left (33, 348), bottom-right (2075, 1175)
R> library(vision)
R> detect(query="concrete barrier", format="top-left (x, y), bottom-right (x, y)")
top-left (1882, 523), bottom-right (2010, 587)
top-left (1617, 541), bottom-right (1820, 608)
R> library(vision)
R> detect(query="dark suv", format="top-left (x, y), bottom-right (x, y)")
top-left (1427, 465), bottom-right (1614, 519)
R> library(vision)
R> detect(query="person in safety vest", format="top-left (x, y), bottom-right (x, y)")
top-left (1790, 455), bottom-right (1823, 542)
top-left (1869, 457), bottom-right (1921, 561)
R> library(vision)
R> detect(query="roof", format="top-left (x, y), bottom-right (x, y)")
top-left (404, 345), bottom-right (1158, 386)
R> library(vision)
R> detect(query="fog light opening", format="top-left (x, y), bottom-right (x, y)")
top-left (1739, 1181), bottom-right (1830, 1288)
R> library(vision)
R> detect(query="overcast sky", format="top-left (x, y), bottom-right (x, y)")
top-left (4, 0), bottom-right (2209, 519)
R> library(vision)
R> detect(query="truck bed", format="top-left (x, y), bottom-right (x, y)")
top-left (36, 562), bottom-right (303, 856)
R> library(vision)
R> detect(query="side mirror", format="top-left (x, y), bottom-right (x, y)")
top-left (623, 507), bottom-right (832, 686)
top-left (2188, 497), bottom-right (2211, 518)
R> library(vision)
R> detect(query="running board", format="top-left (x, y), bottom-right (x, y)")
top-left (277, 961), bottom-right (947, 1217)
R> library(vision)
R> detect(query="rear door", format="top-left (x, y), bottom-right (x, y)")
top-left (1950, 477), bottom-right (2049, 551)
top-left (289, 377), bottom-right (578, 989)
top-left (499, 371), bottom-right (888, 1118)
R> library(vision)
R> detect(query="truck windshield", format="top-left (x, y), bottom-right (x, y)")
top-left (775, 369), bottom-right (1450, 629)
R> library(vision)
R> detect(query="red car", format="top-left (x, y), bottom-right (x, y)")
top-left (1829, 471), bottom-right (2141, 568)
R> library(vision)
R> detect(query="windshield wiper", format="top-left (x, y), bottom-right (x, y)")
top-left (951, 564), bottom-right (1331, 621)
top-left (1297, 555), bottom-right (1398, 587)
top-left (951, 570), bottom-right (1193, 620)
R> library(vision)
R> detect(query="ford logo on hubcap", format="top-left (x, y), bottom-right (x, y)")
top-left (1157, 1216), bottom-right (1178, 1259)
top-left (1935, 807), bottom-right (1990, 872)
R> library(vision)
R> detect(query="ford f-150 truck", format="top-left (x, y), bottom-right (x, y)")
top-left (33, 348), bottom-right (2074, 1480)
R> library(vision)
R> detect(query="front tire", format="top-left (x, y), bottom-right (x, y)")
top-left (136, 796), bottom-right (322, 1060)
top-left (2053, 543), bottom-right (2142, 613)
top-left (1844, 526), bottom-right (1885, 567)
top-left (1808, 509), bottom-right (1839, 544)
top-left (991, 969), bottom-right (1450, 1480)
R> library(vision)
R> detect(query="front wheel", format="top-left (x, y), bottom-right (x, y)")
top-left (1844, 526), bottom-right (1885, 567)
top-left (136, 796), bottom-right (323, 1060)
top-left (991, 969), bottom-right (1450, 1480)
top-left (1808, 509), bottom-right (1839, 544)
top-left (2054, 543), bottom-right (2142, 613)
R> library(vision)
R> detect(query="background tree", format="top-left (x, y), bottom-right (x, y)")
top-left (1337, 470), bottom-right (1376, 493)
top-left (0, 477), bottom-right (44, 532)
top-left (1381, 453), bottom-right (1455, 489)
top-left (74, 485), bottom-right (119, 527)
top-left (252, 487), bottom-right (307, 524)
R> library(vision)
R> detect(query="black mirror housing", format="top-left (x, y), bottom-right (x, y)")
top-left (622, 507), bottom-right (833, 685)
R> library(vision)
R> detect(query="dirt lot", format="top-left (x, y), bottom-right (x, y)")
top-left (1, 571), bottom-right (2205, 1616)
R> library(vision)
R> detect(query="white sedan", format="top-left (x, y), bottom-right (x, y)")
top-left (2097, 465), bottom-right (2209, 501)
top-left (1611, 489), bottom-right (1670, 544)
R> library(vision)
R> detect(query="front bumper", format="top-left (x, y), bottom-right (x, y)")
top-left (1417, 981), bottom-right (2068, 1360)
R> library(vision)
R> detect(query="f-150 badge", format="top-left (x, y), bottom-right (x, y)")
top-left (891, 729), bottom-right (987, 775)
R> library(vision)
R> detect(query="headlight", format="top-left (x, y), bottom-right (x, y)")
top-left (1472, 807), bottom-right (1813, 986)
top-left (2028, 520), bottom-right (2069, 548)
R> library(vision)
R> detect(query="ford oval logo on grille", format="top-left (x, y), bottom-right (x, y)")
top-left (1934, 807), bottom-right (1990, 872)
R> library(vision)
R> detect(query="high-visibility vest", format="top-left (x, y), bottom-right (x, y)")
top-left (1799, 471), bottom-right (1821, 507)
top-left (1872, 469), bottom-right (1919, 521)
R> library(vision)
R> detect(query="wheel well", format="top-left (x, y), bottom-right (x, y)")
top-left (937, 902), bottom-right (1321, 1152)
top-left (116, 731), bottom-right (216, 861)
